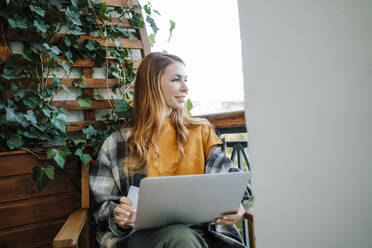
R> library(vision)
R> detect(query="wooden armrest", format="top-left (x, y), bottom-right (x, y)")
top-left (53, 208), bottom-right (89, 248)
top-left (244, 211), bottom-right (254, 222)
top-left (243, 206), bottom-right (254, 221)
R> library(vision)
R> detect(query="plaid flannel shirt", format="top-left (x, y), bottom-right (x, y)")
top-left (90, 127), bottom-right (252, 248)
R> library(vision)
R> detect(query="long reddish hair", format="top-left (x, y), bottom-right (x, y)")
top-left (123, 52), bottom-right (208, 174)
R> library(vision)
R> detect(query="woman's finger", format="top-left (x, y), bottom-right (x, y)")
top-left (215, 217), bottom-right (238, 225)
top-left (120, 196), bottom-right (133, 206)
top-left (119, 204), bottom-right (136, 215)
top-left (223, 213), bottom-right (241, 221)
top-left (115, 206), bottom-right (131, 217)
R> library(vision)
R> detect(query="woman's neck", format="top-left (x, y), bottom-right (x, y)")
top-left (165, 107), bottom-right (172, 117)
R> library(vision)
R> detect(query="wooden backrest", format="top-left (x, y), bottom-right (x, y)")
top-left (0, 150), bottom-right (81, 248)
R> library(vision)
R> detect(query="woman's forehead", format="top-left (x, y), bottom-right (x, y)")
top-left (164, 62), bottom-right (186, 76)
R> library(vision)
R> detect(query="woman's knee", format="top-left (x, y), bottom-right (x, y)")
top-left (160, 224), bottom-right (207, 248)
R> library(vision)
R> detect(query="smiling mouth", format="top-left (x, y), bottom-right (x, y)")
top-left (175, 96), bottom-right (186, 102)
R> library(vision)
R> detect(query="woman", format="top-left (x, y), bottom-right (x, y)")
top-left (90, 52), bottom-right (252, 248)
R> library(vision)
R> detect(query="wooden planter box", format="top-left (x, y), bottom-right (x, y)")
top-left (0, 150), bottom-right (81, 248)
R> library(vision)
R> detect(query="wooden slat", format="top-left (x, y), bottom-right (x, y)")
top-left (0, 153), bottom-right (79, 177)
top-left (54, 208), bottom-right (88, 248)
top-left (194, 110), bottom-right (246, 128)
top-left (0, 42), bottom-right (11, 61)
top-left (0, 218), bottom-right (65, 248)
top-left (131, 0), bottom-right (151, 56)
top-left (81, 164), bottom-right (90, 209)
top-left (82, 68), bottom-right (96, 121)
top-left (100, 0), bottom-right (130, 7)
top-left (6, 32), bottom-right (142, 50)
top-left (0, 51), bottom-right (141, 68)
top-left (66, 120), bottom-right (106, 132)
top-left (59, 56), bottom-right (142, 69)
top-left (59, 35), bottom-right (143, 49)
top-left (0, 169), bottom-right (79, 204)
top-left (0, 192), bottom-right (80, 229)
top-left (51, 78), bottom-right (117, 88)
top-left (100, 17), bottom-right (136, 28)
top-left (51, 99), bottom-right (117, 110)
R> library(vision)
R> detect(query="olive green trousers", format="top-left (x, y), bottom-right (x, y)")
top-left (128, 224), bottom-right (209, 248)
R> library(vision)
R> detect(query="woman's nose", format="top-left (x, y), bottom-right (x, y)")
top-left (180, 80), bottom-right (188, 93)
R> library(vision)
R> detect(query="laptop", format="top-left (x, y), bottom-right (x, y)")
top-left (134, 172), bottom-right (250, 230)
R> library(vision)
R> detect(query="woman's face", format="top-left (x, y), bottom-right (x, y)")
top-left (160, 62), bottom-right (188, 112)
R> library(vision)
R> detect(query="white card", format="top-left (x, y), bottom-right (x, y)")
top-left (127, 185), bottom-right (139, 210)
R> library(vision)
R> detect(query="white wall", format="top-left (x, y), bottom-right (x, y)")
top-left (238, 1), bottom-right (372, 247)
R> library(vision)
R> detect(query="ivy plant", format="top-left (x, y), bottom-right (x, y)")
top-left (0, 0), bottom-right (167, 191)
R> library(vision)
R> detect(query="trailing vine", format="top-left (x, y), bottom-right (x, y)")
top-left (0, 0), bottom-right (164, 191)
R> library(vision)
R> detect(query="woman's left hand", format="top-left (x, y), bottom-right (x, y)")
top-left (212, 203), bottom-right (245, 225)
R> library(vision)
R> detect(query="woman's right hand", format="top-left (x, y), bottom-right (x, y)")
top-left (114, 197), bottom-right (136, 229)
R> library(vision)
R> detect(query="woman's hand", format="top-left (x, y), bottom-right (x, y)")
top-left (114, 197), bottom-right (136, 229)
top-left (212, 203), bottom-right (245, 225)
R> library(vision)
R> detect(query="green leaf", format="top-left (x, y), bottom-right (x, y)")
top-left (47, 146), bottom-right (71, 168)
top-left (115, 99), bottom-right (130, 113)
top-left (64, 36), bottom-right (72, 47)
top-left (60, 61), bottom-right (70, 72)
top-left (6, 134), bottom-right (23, 149)
top-left (24, 97), bottom-right (39, 109)
top-left (44, 165), bottom-right (55, 180)
top-left (66, 7), bottom-right (82, 26)
top-left (33, 166), bottom-right (48, 192)
top-left (51, 118), bottom-right (66, 133)
top-left (11, 81), bottom-right (19, 91)
top-left (42, 43), bottom-right (61, 55)
top-left (22, 51), bottom-right (33, 62)
top-left (146, 15), bottom-right (159, 34)
top-left (143, 4), bottom-right (151, 15)
top-left (30, 5), bottom-right (46, 17)
top-left (53, 77), bottom-right (61, 87)
top-left (62, 84), bottom-right (73, 95)
top-left (6, 107), bottom-right (21, 122)
top-left (71, 0), bottom-right (79, 8)
top-left (75, 148), bottom-right (93, 165)
top-left (22, 130), bottom-right (37, 139)
top-left (59, 107), bottom-right (69, 115)
top-left (42, 107), bottom-right (51, 117)
top-left (82, 124), bottom-right (97, 137)
top-left (154, 9), bottom-right (161, 15)
top-left (48, 51), bottom-right (61, 62)
top-left (94, 94), bottom-right (104, 100)
top-left (149, 33), bottom-right (156, 47)
top-left (85, 40), bottom-right (96, 51)
top-left (72, 80), bottom-right (86, 88)
top-left (186, 98), bottom-right (193, 116)
top-left (25, 109), bottom-right (37, 125)
top-left (2, 68), bottom-right (20, 79)
top-left (66, 122), bottom-right (79, 127)
top-left (6, 0), bottom-right (10, 5)
top-left (112, 71), bottom-right (120, 78)
top-left (77, 94), bottom-right (92, 107)
top-left (168, 20), bottom-right (176, 42)
top-left (8, 15), bottom-right (27, 29)
top-left (68, 25), bottom-right (85, 35)
top-left (72, 138), bottom-right (86, 145)
top-left (33, 19), bottom-right (48, 33)
top-left (65, 50), bottom-right (74, 64)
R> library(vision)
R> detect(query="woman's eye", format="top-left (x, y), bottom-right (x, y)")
top-left (171, 78), bottom-right (179, 82)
